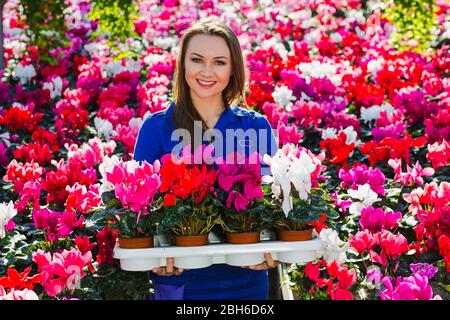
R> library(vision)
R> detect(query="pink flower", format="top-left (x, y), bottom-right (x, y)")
top-left (426, 139), bottom-right (450, 170)
top-left (32, 248), bottom-right (90, 297)
top-left (349, 229), bottom-right (376, 255)
top-left (105, 159), bottom-right (160, 221)
top-left (380, 274), bottom-right (442, 300)
top-left (360, 206), bottom-right (402, 232)
top-left (65, 182), bottom-right (102, 214)
top-left (379, 230), bottom-right (409, 260)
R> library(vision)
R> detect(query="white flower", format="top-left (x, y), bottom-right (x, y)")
top-left (153, 37), bottom-right (177, 50)
top-left (13, 64), bottom-right (36, 85)
top-left (272, 85), bottom-right (296, 112)
top-left (0, 288), bottom-right (39, 300)
top-left (128, 117), bottom-right (143, 129)
top-left (102, 61), bottom-right (123, 77)
top-left (298, 61), bottom-right (341, 86)
top-left (317, 229), bottom-right (349, 264)
top-left (94, 117), bottom-right (117, 141)
top-left (342, 126), bottom-right (361, 146)
top-left (347, 184), bottom-right (381, 216)
top-left (0, 201), bottom-right (17, 239)
top-left (321, 127), bottom-right (337, 140)
top-left (98, 155), bottom-right (121, 194)
top-left (262, 144), bottom-right (320, 217)
top-left (360, 103), bottom-right (395, 124)
top-left (43, 77), bottom-right (63, 99)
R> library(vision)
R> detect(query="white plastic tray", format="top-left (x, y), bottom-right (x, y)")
top-left (113, 235), bottom-right (322, 271)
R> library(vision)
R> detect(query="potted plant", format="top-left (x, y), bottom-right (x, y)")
top-left (215, 152), bottom-right (274, 244)
top-left (100, 158), bottom-right (161, 248)
top-left (262, 144), bottom-right (337, 241)
top-left (157, 145), bottom-right (221, 247)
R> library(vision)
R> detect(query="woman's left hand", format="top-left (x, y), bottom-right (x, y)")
top-left (242, 253), bottom-right (281, 270)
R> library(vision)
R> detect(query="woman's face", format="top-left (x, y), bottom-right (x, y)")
top-left (184, 34), bottom-right (233, 103)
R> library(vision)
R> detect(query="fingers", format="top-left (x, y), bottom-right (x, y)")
top-left (166, 257), bottom-right (174, 274)
top-left (243, 253), bottom-right (281, 270)
top-left (264, 253), bottom-right (275, 268)
top-left (150, 258), bottom-right (185, 276)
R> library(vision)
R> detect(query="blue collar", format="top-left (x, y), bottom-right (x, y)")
top-left (165, 101), bottom-right (246, 130)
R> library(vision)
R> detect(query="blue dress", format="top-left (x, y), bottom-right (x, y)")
top-left (133, 101), bottom-right (278, 300)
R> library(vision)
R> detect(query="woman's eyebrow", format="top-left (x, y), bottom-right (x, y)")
top-left (191, 52), bottom-right (229, 59)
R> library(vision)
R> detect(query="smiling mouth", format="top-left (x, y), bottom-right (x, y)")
top-left (197, 79), bottom-right (217, 87)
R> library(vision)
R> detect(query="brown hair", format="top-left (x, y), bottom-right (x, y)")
top-left (171, 17), bottom-right (247, 148)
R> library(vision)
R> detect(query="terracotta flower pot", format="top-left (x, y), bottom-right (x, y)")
top-left (226, 232), bottom-right (260, 244)
top-left (277, 229), bottom-right (313, 241)
top-left (118, 236), bottom-right (154, 249)
top-left (174, 234), bottom-right (209, 247)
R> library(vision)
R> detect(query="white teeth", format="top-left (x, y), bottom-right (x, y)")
top-left (197, 79), bottom-right (216, 85)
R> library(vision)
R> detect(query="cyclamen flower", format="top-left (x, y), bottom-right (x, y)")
top-left (0, 287), bottom-right (39, 300)
top-left (96, 225), bottom-right (117, 267)
top-left (359, 206), bottom-right (402, 233)
top-left (32, 248), bottom-right (91, 297)
top-left (216, 152), bottom-right (264, 212)
top-left (43, 76), bottom-right (63, 99)
top-left (339, 164), bottom-right (386, 195)
top-left (380, 274), bottom-right (442, 300)
top-left (0, 267), bottom-right (40, 291)
top-left (388, 158), bottom-right (434, 186)
top-left (0, 201), bottom-right (17, 239)
top-left (347, 184), bottom-right (381, 216)
top-left (379, 230), bottom-right (409, 260)
top-left (409, 263), bottom-right (439, 280)
top-left (317, 229), bottom-right (349, 264)
top-left (14, 64), bottom-right (36, 85)
top-left (349, 229), bottom-right (377, 255)
top-left (426, 139), bottom-right (450, 170)
top-left (33, 208), bottom-right (84, 243)
top-left (65, 182), bottom-right (102, 215)
top-left (262, 144), bottom-right (324, 216)
top-left (105, 159), bottom-right (160, 220)
top-left (272, 85), bottom-right (296, 111)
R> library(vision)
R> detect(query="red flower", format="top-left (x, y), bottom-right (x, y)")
top-left (0, 106), bottom-right (44, 133)
top-left (0, 267), bottom-right (40, 290)
top-left (305, 262), bottom-right (320, 282)
top-left (13, 142), bottom-right (53, 166)
top-left (320, 131), bottom-right (355, 166)
top-left (438, 235), bottom-right (450, 272)
top-left (96, 226), bottom-right (117, 266)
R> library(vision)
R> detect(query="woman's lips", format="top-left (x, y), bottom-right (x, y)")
top-left (197, 79), bottom-right (216, 89)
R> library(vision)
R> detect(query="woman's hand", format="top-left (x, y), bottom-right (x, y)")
top-left (151, 257), bottom-right (185, 276)
top-left (242, 253), bottom-right (281, 270)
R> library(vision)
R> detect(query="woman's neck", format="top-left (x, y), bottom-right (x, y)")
top-left (191, 94), bottom-right (226, 128)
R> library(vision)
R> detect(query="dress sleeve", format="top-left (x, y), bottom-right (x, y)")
top-left (133, 116), bottom-right (163, 165)
top-left (256, 116), bottom-right (279, 176)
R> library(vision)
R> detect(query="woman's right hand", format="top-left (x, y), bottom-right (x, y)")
top-left (151, 257), bottom-right (185, 276)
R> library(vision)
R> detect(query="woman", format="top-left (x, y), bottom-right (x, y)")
top-left (133, 17), bottom-right (279, 300)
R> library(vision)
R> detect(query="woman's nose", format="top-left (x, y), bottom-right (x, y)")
top-left (201, 64), bottom-right (213, 77)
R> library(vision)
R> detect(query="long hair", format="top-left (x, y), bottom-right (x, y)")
top-left (172, 17), bottom-right (247, 149)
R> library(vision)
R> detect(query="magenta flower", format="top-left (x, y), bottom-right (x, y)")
top-left (359, 206), bottom-right (402, 232)
top-left (105, 159), bottom-right (160, 221)
top-left (409, 263), bottom-right (439, 280)
top-left (339, 164), bottom-right (386, 195)
top-left (216, 152), bottom-right (264, 212)
top-left (32, 208), bottom-right (83, 243)
top-left (380, 274), bottom-right (442, 300)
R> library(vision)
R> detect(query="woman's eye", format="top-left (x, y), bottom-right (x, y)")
top-left (192, 58), bottom-right (201, 63)
top-left (216, 61), bottom-right (225, 65)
